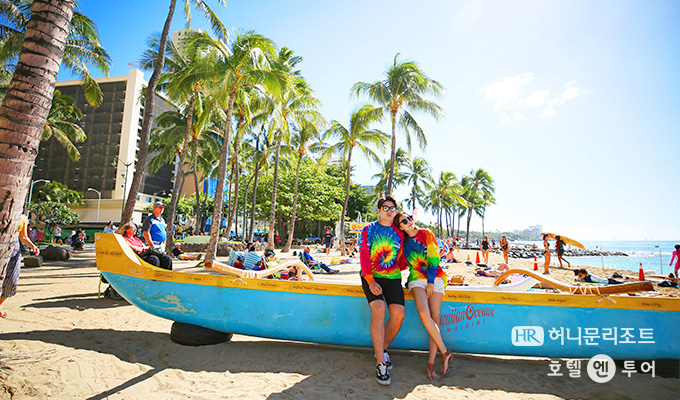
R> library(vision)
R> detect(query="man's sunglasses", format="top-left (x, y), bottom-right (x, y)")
top-left (399, 216), bottom-right (413, 225)
top-left (381, 205), bottom-right (397, 212)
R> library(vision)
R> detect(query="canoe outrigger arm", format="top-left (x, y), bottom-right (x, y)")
top-left (204, 259), bottom-right (315, 281)
top-left (493, 269), bottom-right (654, 295)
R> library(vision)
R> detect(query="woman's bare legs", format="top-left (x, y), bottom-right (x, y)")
top-left (0, 297), bottom-right (8, 318)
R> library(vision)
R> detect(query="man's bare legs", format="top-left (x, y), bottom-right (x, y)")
top-left (369, 300), bottom-right (405, 365)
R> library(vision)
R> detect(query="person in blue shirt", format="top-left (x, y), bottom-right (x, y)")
top-left (142, 201), bottom-right (167, 251)
top-left (302, 246), bottom-right (338, 274)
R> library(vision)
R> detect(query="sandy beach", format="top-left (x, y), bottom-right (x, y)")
top-left (1, 245), bottom-right (677, 399)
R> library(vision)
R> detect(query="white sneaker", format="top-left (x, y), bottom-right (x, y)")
top-left (376, 362), bottom-right (391, 385)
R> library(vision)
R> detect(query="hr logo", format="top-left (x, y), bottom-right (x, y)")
top-left (512, 326), bottom-right (544, 346)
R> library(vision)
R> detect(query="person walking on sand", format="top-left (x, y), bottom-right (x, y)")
top-left (1, 215), bottom-right (40, 318)
top-left (670, 244), bottom-right (680, 277)
top-left (322, 228), bottom-right (334, 255)
top-left (555, 235), bottom-right (570, 268)
top-left (359, 195), bottom-right (407, 386)
top-left (542, 234), bottom-right (551, 274)
top-left (481, 235), bottom-right (490, 263)
top-left (500, 236), bottom-right (509, 264)
top-left (53, 225), bottom-right (62, 245)
top-left (394, 211), bottom-right (454, 381)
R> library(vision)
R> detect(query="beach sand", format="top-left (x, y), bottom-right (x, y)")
top-left (1, 245), bottom-right (677, 399)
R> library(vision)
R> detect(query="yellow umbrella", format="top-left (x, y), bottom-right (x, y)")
top-left (541, 232), bottom-right (585, 250)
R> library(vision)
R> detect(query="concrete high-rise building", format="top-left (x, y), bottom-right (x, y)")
top-left (33, 69), bottom-right (176, 224)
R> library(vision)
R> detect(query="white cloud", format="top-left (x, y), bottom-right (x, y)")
top-left (482, 73), bottom-right (535, 111)
top-left (540, 82), bottom-right (585, 118)
top-left (518, 89), bottom-right (549, 107)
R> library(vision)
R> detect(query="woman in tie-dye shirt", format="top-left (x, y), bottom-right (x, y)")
top-left (394, 211), bottom-right (454, 381)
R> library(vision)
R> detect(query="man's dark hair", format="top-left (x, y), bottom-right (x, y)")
top-left (574, 268), bottom-right (588, 276)
top-left (377, 195), bottom-right (397, 209)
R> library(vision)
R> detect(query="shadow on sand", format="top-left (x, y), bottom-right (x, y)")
top-left (1, 328), bottom-right (669, 400)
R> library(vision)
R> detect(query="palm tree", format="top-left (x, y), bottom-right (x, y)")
top-left (351, 53), bottom-right (443, 195)
top-left (42, 90), bottom-right (86, 161)
top-left (121, 0), bottom-right (227, 227)
top-left (371, 148), bottom-right (408, 197)
top-left (403, 156), bottom-right (433, 213)
top-left (327, 105), bottom-right (388, 256)
top-left (193, 30), bottom-right (281, 261)
top-left (461, 168), bottom-right (495, 243)
top-left (0, 0), bottom-right (75, 270)
top-left (280, 120), bottom-right (327, 252)
top-left (267, 48), bottom-right (323, 250)
top-left (0, 0), bottom-right (112, 105)
top-left (428, 172), bottom-right (461, 238)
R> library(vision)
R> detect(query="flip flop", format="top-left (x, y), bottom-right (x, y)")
top-left (0, 310), bottom-right (7, 318)
top-left (440, 350), bottom-right (454, 375)
top-left (427, 362), bottom-right (439, 381)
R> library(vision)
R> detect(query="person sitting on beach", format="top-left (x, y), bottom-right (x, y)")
top-left (120, 223), bottom-right (172, 271)
top-left (475, 263), bottom-right (510, 278)
top-left (574, 268), bottom-right (622, 285)
top-left (70, 230), bottom-right (86, 251)
top-left (394, 211), bottom-right (454, 381)
top-left (302, 246), bottom-right (339, 274)
top-left (171, 244), bottom-right (202, 261)
top-left (555, 235), bottom-right (571, 268)
top-left (444, 248), bottom-right (458, 263)
top-left (103, 221), bottom-right (117, 234)
top-left (264, 249), bottom-right (303, 281)
top-left (658, 272), bottom-right (679, 288)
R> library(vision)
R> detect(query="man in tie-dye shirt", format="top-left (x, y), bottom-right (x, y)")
top-left (359, 195), bottom-right (407, 385)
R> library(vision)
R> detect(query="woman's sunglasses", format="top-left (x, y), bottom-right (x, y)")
top-left (399, 216), bottom-right (413, 225)
top-left (381, 205), bottom-right (397, 212)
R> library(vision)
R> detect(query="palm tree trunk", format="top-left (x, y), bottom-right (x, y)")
top-left (205, 91), bottom-right (236, 261)
top-left (241, 172), bottom-right (255, 240)
top-left (191, 139), bottom-right (202, 234)
top-left (339, 150), bottom-right (354, 257)
top-left (267, 130), bottom-right (284, 250)
top-left (386, 110), bottom-right (397, 195)
top-left (466, 208), bottom-right (472, 244)
top-left (225, 117), bottom-right (244, 241)
top-left (249, 147), bottom-right (265, 242)
top-left (282, 154), bottom-right (303, 252)
top-left (164, 94), bottom-right (195, 253)
top-left (0, 0), bottom-right (75, 267)
top-left (121, 0), bottom-right (176, 225)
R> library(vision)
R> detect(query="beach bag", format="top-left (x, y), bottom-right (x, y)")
top-left (449, 275), bottom-right (465, 285)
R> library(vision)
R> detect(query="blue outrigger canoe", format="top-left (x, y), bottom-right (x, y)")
top-left (95, 233), bottom-right (680, 359)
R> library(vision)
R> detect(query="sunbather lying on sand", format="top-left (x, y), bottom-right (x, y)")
top-left (475, 263), bottom-right (509, 277)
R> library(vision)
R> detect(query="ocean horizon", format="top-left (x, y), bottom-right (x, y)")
top-left (513, 240), bottom-right (678, 275)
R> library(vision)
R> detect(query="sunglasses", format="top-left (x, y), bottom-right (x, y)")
top-left (399, 216), bottom-right (413, 225)
top-left (381, 205), bottom-right (397, 212)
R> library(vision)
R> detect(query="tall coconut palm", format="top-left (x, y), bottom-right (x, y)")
top-left (461, 168), bottom-right (495, 243)
top-left (0, 0), bottom-right (75, 270)
top-left (327, 104), bottom-right (388, 256)
top-left (280, 120), bottom-right (327, 252)
top-left (42, 89), bottom-right (86, 161)
top-left (351, 53), bottom-right (443, 195)
top-left (0, 0), bottom-right (111, 105)
top-left (121, 0), bottom-right (227, 226)
top-left (428, 172), bottom-right (461, 238)
top-left (267, 48), bottom-right (323, 249)
top-left (142, 32), bottom-right (217, 253)
top-left (403, 156), bottom-right (433, 213)
top-left (192, 31), bottom-right (281, 261)
top-left (371, 147), bottom-right (408, 197)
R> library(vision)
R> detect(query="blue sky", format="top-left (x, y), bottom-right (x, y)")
top-left (69, 0), bottom-right (680, 240)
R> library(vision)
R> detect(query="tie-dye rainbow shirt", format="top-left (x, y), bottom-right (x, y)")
top-left (403, 229), bottom-right (446, 284)
top-left (359, 221), bottom-right (406, 280)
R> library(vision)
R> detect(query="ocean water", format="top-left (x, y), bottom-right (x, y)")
top-left (515, 240), bottom-right (678, 275)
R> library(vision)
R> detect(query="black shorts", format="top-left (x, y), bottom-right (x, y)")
top-left (558, 249), bottom-right (565, 257)
top-left (360, 275), bottom-right (405, 306)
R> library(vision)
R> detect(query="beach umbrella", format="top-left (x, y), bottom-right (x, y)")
top-left (541, 232), bottom-right (585, 249)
